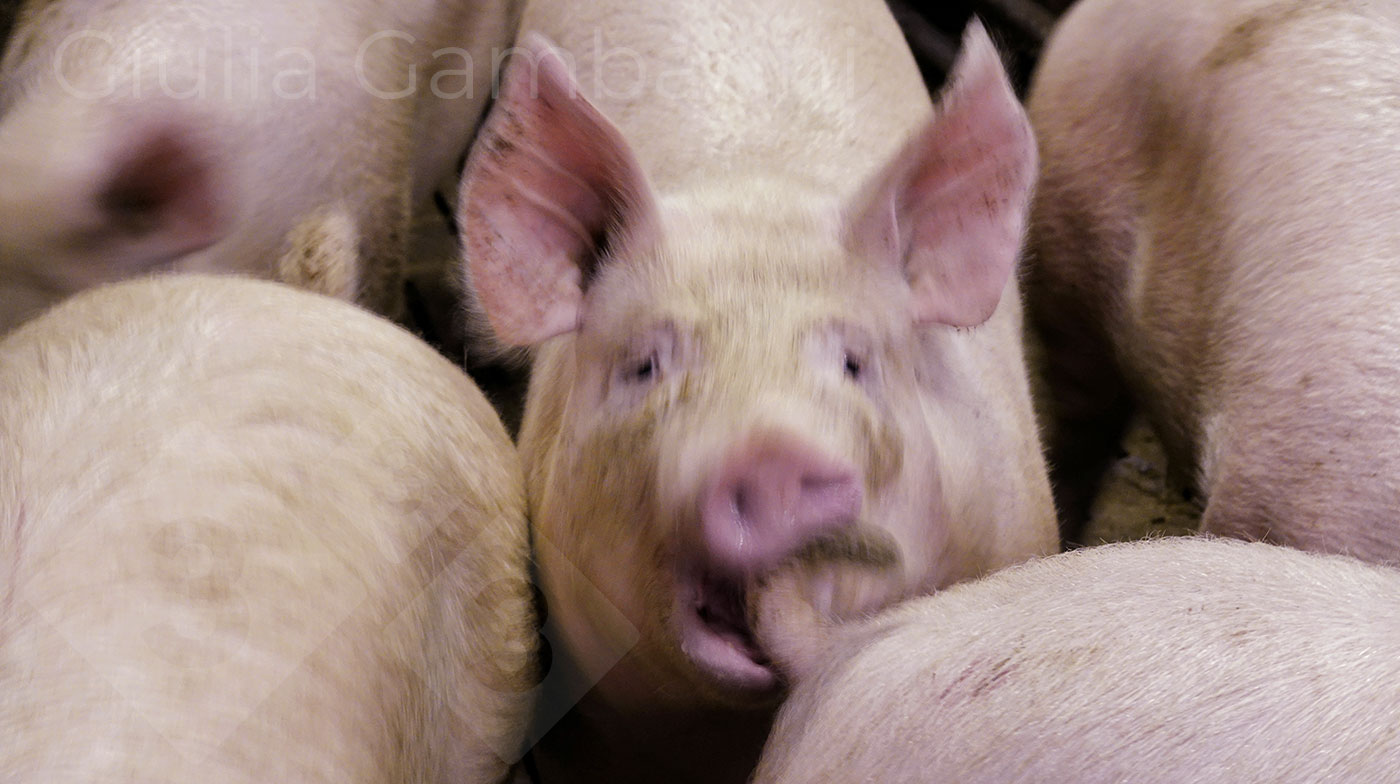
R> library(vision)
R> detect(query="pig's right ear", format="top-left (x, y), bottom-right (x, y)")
top-left (458, 33), bottom-right (659, 347)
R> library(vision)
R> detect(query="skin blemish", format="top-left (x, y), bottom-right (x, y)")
top-left (939, 655), bottom-right (1017, 700)
top-left (864, 417), bottom-right (905, 495)
top-left (969, 656), bottom-right (1016, 699)
top-left (1203, 0), bottom-right (1340, 71)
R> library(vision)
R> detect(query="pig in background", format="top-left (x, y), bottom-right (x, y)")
top-left (457, 2), bottom-right (1057, 780)
top-left (1027, 0), bottom-right (1400, 561)
top-left (0, 275), bottom-right (536, 783)
top-left (750, 536), bottom-right (1400, 784)
top-left (0, 0), bottom-right (520, 334)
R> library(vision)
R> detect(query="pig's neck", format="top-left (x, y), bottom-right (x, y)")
top-left (529, 692), bottom-right (775, 784)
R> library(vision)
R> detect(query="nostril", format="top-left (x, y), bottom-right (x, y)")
top-left (732, 485), bottom-right (753, 527)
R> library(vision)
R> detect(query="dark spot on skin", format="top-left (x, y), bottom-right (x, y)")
top-left (674, 374), bottom-right (697, 406)
top-left (864, 418), bottom-right (905, 495)
top-left (1203, 0), bottom-right (1338, 71)
top-left (477, 107), bottom-right (528, 171)
top-left (969, 657), bottom-right (1016, 699)
top-left (487, 129), bottom-right (516, 159)
top-left (939, 655), bottom-right (1017, 701)
top-left (97, 126), bottom-right (213, 238)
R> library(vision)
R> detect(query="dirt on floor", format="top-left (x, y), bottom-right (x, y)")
top-left (1079, 418), bottom-right (1203, 545)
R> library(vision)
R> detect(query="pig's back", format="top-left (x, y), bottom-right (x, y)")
top-left (0, 0), bottom-right (509, 305)
top-left (518, 0), bottom-right (930, 194)
top-left (1033, 0), bottom-right (1400, 350)
top-left (0, 276), bottom-right (533, 783)
top-left (754, 537), bottom-right (1400, 784)
top-left (0, 2), bottom-right (380, 261)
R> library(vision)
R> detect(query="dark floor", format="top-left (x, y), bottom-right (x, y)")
top-left (888, 0), bottom-right (1072, 92)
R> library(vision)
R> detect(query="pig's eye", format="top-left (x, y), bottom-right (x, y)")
top-left (815, 325), bottom-right (877, 393)
top-left (620, 352), bottom-right (660, 387)
top-left (607, 324), bottom-right (679, 405)
top-left (630, 355), bottom-right (657, 382)
top-left (843, 352), bottom-right (864, 380)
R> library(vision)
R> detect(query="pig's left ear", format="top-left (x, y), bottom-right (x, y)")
top-left (845, 21), bottom-right (1036, 328)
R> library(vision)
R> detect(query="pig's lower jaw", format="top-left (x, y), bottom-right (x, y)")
top-left (676, 572), bottom-right (780, 696)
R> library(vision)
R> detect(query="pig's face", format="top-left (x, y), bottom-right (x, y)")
top-left (462, 24), bottom-right (1039, 707)
top-left (530, 187), bottom-right (949, 701)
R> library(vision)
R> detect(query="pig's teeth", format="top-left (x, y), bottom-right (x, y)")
top-left (694, 571), bottom-right (768, 662)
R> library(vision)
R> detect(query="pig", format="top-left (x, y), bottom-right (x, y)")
top-left (0, 274), bottom-right (537, 783)
top-left (0, 0), bottom-right (521, 334)
top-left (750, 536), bottom-right (1400, 784)
top-left (1026, 0), bottom-right (1400, 557)
top-left (456, 4), bottom-right (1058, 781)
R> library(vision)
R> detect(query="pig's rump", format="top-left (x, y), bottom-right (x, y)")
top-left (0, 275), bottom-right (534, 784)
top-left (0, 0), bottom-right (519, 333)
top-left (1027, 0), bottom-right (1400, 559)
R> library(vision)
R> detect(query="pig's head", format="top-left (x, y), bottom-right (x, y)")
top-left (460, 24), bottom-right (1051, 709)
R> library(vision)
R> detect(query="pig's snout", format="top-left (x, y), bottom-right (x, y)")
top-left (701, 434), bottom-right (862, 574)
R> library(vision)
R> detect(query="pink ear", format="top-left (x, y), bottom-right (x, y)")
top-left (846, 21), bottom-right (1036, 328)
top-left (458, 33), bottom-right (659, 346)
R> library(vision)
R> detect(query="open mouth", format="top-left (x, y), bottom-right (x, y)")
top-left (677, 569), bottom-right (779, 694)
top-left (675, 525), bottom-right (904, 694)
